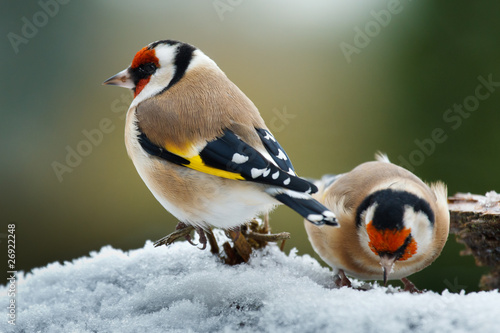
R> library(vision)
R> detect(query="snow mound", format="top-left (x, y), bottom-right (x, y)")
top-left (1, 241), bottom-right (498, 333)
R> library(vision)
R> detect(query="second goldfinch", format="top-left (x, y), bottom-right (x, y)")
top-left (304, 154), bottom-right (449, 291)
top-left (103, 40), bottom-right (337, 247)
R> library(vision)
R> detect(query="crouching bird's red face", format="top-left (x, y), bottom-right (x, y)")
top-left (366, 222), bottom-right (418, 284)
top-left (366, 223), bottom-right (418, 262)
top-left (356, 188), bottom-right (435, 284)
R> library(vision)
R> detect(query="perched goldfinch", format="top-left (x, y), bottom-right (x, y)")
top-left (304, 153), bottom-right (449, 291)
top-left (103, 40), bottom-right (337, 247)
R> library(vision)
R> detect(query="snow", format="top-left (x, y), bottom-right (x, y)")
top-left (482, 191), bottom-right (500, 213)
top-left (1, 237), bottom-right (499, 333)
top-left (454, 191), bottom-right (500, 214)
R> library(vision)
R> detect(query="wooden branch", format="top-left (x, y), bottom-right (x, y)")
top-left (206, 229), bottom-right (220, 255)
top-left (448, 192), bottom-right (500, 290)
top-left (222, 220), bottom-right (291, 265)
top-left (152, 218), bottom-right (291, 266)
top-left (246, 231), bottom-right (291, 242)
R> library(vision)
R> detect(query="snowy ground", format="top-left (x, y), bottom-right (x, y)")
top-left (1, 237), bottom-right (498, 333)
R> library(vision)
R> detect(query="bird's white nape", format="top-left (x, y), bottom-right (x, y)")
top-left (187, 48), bottom-right (219, 72)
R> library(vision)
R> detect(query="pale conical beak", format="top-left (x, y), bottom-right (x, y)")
top-left (103, 68), bottom-right (135, 89)
top-left (380, 255), bottom-right (396, 286)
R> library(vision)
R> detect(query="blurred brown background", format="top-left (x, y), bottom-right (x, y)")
top-left (1, 0), bottom-right (499, 292)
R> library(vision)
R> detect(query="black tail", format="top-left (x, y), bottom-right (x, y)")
top-left (273, 192), bottom-right (338, 227)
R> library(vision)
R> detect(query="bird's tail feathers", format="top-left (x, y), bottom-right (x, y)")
top-left (429, 181), bottom-right (448, 209)
top-left (375, 151), bottom-right (391, 163)
top-left (269, 190), bottom-right (338, 227)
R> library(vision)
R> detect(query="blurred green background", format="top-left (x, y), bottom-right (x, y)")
top-left (1, 0), bottom-right (498, 292)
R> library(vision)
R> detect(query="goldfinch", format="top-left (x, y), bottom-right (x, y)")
top-left (304, 153), bottom-right (449, 291)
top-left (103, 40), bottom-right (337, 247)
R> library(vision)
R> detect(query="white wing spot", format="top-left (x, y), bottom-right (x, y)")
top-left (263, 168), bottom-right (271, 177)
top-left (276, 149), bottom-right (288, 160)
top-left (283, 178), bottom-right (291, 185)
top-left (231, 153), bottom-right (249, 164)
top-left (287, 168), bottom-right (295, 176)
top-left (323, 211), bottom-right (336, 218)
top-left (272, 171), bottom-right (280, 179)
top-left (251, 168), bottom-right (266, 179)
top-left (264, 131), bottom-right (276, 142)
top-left (307, 214), bottom-right (324, 222)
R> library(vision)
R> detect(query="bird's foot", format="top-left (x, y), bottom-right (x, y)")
top-left (243, 219), bottom-right (290, 249)
top-left (205, 229), bottom-right (219, 255)
top-left (154, 222), bottom-right (219, 253)
top-left (196, 227), bottom-right (207, 250)
top-left (221, 220), bottom-right (291, 265)
top-left (176, 222), bottom-right (197, 246)
top-left (175, 222), bottom-right (209, 250)
top-left (154, 222), bottom-right (195, 247)
top-left (224, 229), bottom-right (252, 264)
top-left (401, 277), bottom-right (423, 293)
top-left (334, 269), bottom-right (352, 288)
top-left (230, 227), bottom-right (241, 242)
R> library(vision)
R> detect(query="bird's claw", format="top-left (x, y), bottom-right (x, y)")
top-left (153, 222), bottom-right (195, 247)
top-left (401, 277), bottom-right (423, 293)
top-left (334, 269), bottom-right (352, 288)
top-left (196, 228), bottom-right (207, 250)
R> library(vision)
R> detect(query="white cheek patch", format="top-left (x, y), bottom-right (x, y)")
top-left (403, 206), bottom-right (433, 257)
top-left (155, 44), bottom-right (178, 67)
top-left (357, 203), bottom-right (379, 260)
top-left (143, 66), bottom-right (175, 95)
top-left (363, 203), bottom-right (377, 226)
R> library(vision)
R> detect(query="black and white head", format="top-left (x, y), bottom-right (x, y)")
top-left (103, 40), bottom-right (215, 103)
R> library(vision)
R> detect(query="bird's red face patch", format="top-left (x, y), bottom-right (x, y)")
top-left (131, 47), bottom-right (159, 69)
top-left (134, 78), bottom-right (150, 98)
top-left (367, 222), bottom-right (417, 261)
top-left (131, 47), bottom-right (160, 97)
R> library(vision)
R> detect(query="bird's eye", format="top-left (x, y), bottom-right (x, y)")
top-left (139, 63), bottom-right (157, 75)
